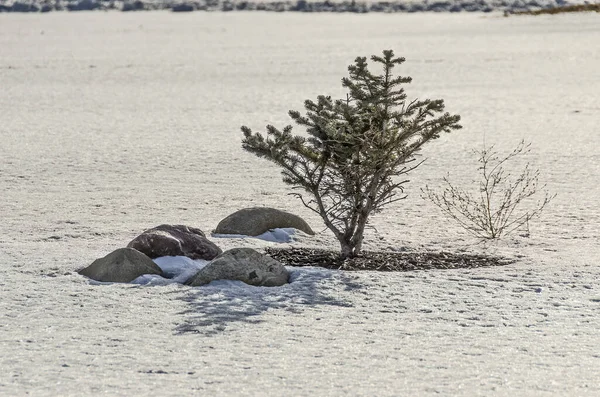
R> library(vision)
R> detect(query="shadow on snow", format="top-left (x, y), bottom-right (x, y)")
top-left (173, 266), bottom-right (363, 335)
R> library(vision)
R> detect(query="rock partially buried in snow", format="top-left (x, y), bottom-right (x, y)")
top-left (185, 248), bottom-right (289, 287)
top-left (127, 224), bottom-right (222, 261)
top-left (214, 207), bottom-right (315, 237)
top-left (78, 248), bottom-right (163, 283)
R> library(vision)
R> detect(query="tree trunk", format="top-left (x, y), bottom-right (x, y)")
top-left (339, 240), bottom-right (354, 259)
top-left (338, 232), bottom-right (364, 259)
top-left (350, 218), bottom-right (367, 257)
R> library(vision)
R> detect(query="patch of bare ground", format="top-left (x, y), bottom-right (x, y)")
top-left (265, 247), bottom-right (515, 271)
top-left (510, 4), bottom-right (600, 15)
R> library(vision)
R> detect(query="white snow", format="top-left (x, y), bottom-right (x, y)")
top-left (1, 11), bottom-right (599, 397)
top-left (131, 256), bottom-right (209, 285)
top-left (131, 252), bottom-right (316, 286)
top-left (128, 229), bottom-right (302, 285)
top-left (212, 227), bottom-right (299, 243)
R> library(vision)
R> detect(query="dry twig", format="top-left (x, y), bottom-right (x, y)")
top-left (422, 141), bottom-right (555, 240)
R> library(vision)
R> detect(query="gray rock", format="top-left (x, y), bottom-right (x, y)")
top-left (127, 224), bottom-right (222, 260)
top-left (214, 207), bottom-right (315, 236)
top-left (11, 2), bottom-right (40, 12)
top-left (66, 0), bottom-right (102, 11)
top-left (427, 1), bottom-right (452, 12)
top-left (78, 247), bottom-right (163, 283)
top-left (221, 0), bottom-right (234, 11)
top-left (171, 2), bottom-right (196, 12)
top-left (408, 3), bottom-right (426, 12)
top-left (122, 0), bottom-right (146, 11)
top-left (185, 248), bottom-right (289, 287)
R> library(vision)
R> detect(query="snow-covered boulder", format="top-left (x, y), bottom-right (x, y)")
top-left (214, 207), bottom-right (315, 237)
top-left (78, 247), bottom-right (163, 283)
top-left (185, 248), bottom-right (289, 287)
top-left (127, 224), bottom-right (222, 261)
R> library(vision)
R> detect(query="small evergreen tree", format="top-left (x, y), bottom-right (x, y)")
top-left (241, 50), bottom-right (462, 258)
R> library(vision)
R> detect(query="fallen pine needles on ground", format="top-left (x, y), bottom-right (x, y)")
top-left (265, 247), bottom-right (515, 271)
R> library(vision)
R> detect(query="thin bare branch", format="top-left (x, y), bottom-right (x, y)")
top-left (423, 141), bottom-right (554, 240)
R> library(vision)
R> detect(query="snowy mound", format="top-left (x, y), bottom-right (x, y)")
top-left (130, 256), bottom-right (209, 285)
top-left (212, 227), bottom-right (300, 243)
top-left (128, 253), bottom-right (327, 288)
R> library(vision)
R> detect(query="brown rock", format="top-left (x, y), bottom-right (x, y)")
top-left (78, 248), bottom-right (163, 283)
top-left (214, 207), bottom-right (315, 236)
top-left (127, 224), bottom-right (222, 260)
top-left (185, 248), bottom-right (289, 287)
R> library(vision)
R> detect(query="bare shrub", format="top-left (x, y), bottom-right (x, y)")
top-left (422, 141), bottom-right (555, 240)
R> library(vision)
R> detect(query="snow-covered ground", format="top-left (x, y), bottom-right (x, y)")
top-left (1, 11), bottom-right (599, 396)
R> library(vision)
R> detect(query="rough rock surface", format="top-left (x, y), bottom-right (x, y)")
top-left (214, 207), bottom-right (315, 236)
top-left (10, 2), bottom-right (40, 12)
top-left (127, 224), bottom-right (222, 260)
top-left (78, 247), bottom-right (163, 283)
top-left (122, 0), bottom-right (146, 11)
top-left (185, 248), bottom-right (289, 287)
top-left (66, 0), bottom-right (102, 11)
top-left (171, 2), bottom-right (195, 12)
top-left (0, 0), bottom-right (578, 14)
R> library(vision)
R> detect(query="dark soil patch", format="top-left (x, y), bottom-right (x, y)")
top-left (265, 247), bottom-right (515, 272)
top-left (510, 4), bottom-right (600, 15)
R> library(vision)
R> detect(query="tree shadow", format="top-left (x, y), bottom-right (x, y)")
top-left (173, 267), bottom-right (363, 336)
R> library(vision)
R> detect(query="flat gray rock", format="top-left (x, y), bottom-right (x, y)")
top-left (214, 207), bottom-right (315, 236)
top-left (128, 224), bottom-right (222, 260)
top-left (78, 248), bottom-right (163, 283)
top-left (185, 248), bottom-right (289, 287)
